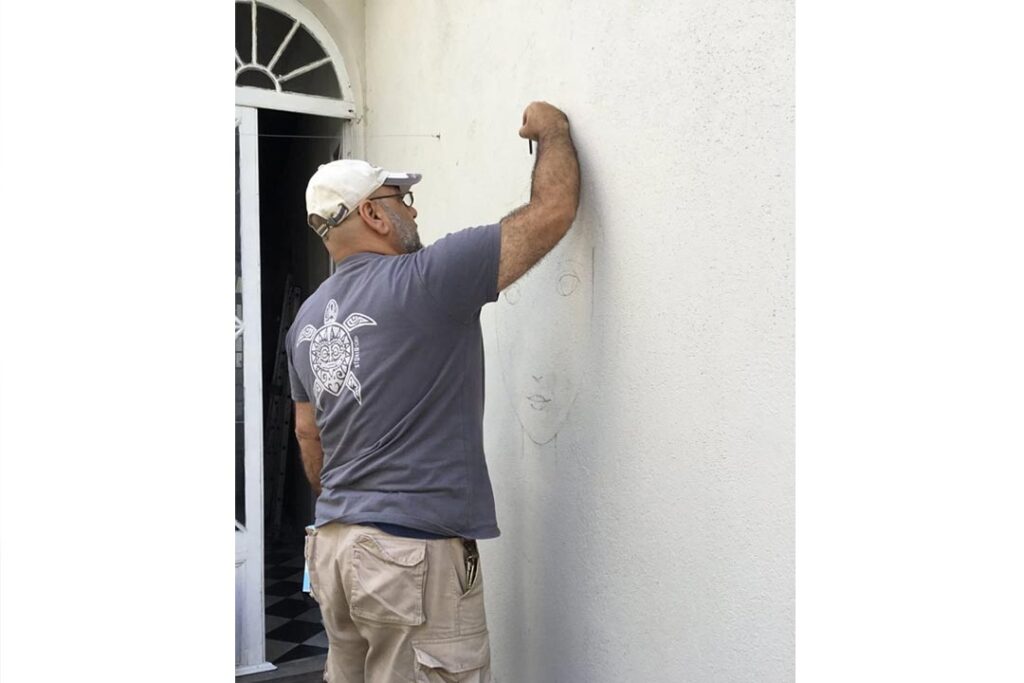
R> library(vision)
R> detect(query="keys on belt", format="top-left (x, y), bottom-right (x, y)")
top-left (463, 539), bottom-right (479, 590)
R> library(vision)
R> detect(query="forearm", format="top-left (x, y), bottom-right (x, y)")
top-left (296, 435), bottom-right (323, 496)
top-left (529, 128), bottom-right (580, 225)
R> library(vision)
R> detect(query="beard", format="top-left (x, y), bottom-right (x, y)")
top-left (382, 204), bottom-right (423, 253)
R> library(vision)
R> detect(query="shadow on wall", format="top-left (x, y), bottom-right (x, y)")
top-left (491, 196), bottom-right (608, 679)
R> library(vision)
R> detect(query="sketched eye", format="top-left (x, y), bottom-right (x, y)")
top-left (557, 273), bottom-right (580, 296)
top-left (504, 284), bottom-right (521, 305)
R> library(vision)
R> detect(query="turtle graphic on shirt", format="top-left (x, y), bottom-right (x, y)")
top-left (295, 299), bottom-right (376, 408)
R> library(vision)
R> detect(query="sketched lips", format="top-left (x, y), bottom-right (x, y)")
top-left (527, 394), bottom-right (551, 410)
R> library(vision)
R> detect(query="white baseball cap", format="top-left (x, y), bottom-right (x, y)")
top-left (305, 159), bottom-right (422, 237)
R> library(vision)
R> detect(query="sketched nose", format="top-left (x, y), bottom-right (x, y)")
top-left (532, 375), bottom-right (543, 382)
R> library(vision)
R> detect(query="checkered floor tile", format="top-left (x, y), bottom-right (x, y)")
top-left (264, 541), bottom-right (327, 664)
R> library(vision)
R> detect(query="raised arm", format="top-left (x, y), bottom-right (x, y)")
top-left (497, 101), bottom-right (581, 291)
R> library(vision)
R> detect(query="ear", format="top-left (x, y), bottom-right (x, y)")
top-left (357, 200), bottom-right (389, 236)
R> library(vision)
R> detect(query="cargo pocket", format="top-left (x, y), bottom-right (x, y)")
top-left (457, 567), bottom-right (487, 635)
top-left (350, 534), bottom-right (427, 626)
top-left (303, 527), bottom-right (319, 604)
top-left (412, 631), bottom-right (491, 683)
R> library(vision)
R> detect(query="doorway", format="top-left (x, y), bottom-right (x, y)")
top-left (254, 108), bottom-right (343, 666)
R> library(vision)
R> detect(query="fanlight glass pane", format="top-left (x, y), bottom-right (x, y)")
top-left (235, 124), bottom-right (246, 528)
top-left (235, 4), bottom-right (252, 64)
top-left (254, 4), bottom-right (293, 66)
top-left (237, 69), bottom-right (277, 90)
top-left (271, 25), bottom-right (340, 98)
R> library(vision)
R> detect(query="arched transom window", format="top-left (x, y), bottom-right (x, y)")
top-left (234, 0), bottom-right (355, 118)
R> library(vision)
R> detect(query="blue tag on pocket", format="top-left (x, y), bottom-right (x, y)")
top-left (302, 524), bottom-right (315, 593)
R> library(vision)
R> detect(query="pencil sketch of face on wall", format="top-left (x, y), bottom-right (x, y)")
top-left (496, 218), bottom-right (594, 445)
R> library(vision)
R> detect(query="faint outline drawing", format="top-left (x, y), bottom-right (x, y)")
top-left (496, 214), bottom-right (595, 446)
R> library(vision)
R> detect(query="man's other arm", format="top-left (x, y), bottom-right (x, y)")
top-left (498, 101), bottom-right (581, 291)
top-left (294, 402), bottom-right (323, 496)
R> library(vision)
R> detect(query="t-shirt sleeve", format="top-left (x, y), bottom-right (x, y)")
top-left (285, 329), bottom-right (310, 402)
top-left (413, 223), bottom-right (502, 322)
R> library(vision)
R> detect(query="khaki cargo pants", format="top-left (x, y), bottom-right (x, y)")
top-left (305, 522), bottom-right (491, 682)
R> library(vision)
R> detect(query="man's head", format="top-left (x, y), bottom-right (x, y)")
top-left (305, 160), bottom-right (423, 259)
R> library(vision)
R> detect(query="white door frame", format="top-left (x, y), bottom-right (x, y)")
top-left (235, 105), bottom-right (273, 677)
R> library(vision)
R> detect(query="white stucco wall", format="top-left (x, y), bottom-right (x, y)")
top-left (361, 1), bottom-right (794, 680)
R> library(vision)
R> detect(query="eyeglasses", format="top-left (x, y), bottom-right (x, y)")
top-left (308, 191), bottom-right (414, 237)
top-left (369, 190), bottom-right (414, 208)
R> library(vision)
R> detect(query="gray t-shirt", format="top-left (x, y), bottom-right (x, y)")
top-left (286, 223), bottom-right (502, 539)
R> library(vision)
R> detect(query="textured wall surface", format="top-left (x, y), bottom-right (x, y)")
top-left (356, 1), bottom-right (793, 680)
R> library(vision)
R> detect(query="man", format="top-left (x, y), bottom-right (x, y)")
top-left (286, 101), bottom-right (579, 682)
